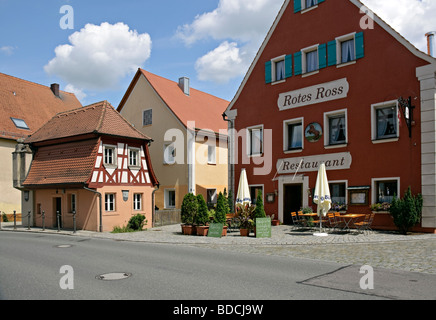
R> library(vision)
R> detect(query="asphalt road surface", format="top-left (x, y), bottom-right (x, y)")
top-left (1, 232), bottom-right (435, 302)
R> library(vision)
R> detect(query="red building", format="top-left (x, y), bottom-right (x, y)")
top-left (225, 0), bottom-right (436, 232)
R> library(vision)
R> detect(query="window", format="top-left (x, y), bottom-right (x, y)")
top-left (133, 193), bottom-right (142, 211)
top-left (275, 59), bottom-right (285, 82)
top-left (329, 183), bottom-right (346, 206)
top-left (208, 144), bottom-right (216, 164)
top-left (372, 179), bottom-right (399, 204)
top-left (294, 0), bottom-right (324, 13)
top-left (284, 118), bottom-right (303, 152)
top-left (129, 148), bottom-right (139, 167)
top-left (324, 110), bottom-right (347, 146)
top-left (371, 101), bottom-right (399, 142)
top-left (304, 0), bottom-right (318, 10)
top-left (143, 109), bottom-right (152, 126)
top-left (247, 126), bottom-right (263, 156)
top-left (266, 55), bottom-right (292, 84)
top-left (68, 194), bottom-right (76, 213)
top-left (104, 145), bottom-right (117, 166)
top-left (105, 193), bottom-right (116, 212)
top-left (163, 143), bottom-right (176, 164)
top-left (11, 117), bottom-right (29, 130)
top-left (165, 189), bottom-right (176, 209)
top-left (341, 39), bottom-right (355, 63)
top-left (207, 189), bottom-right (217, 206)
top-left (305, 49), bottom-right (318, 73)
top-left (250, 186), bottom-right (263, 204)
top-left (330, 32), bottom-right (364, 67)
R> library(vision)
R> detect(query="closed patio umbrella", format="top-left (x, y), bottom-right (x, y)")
top-left (313, 162), bottom-right (331, 236)
top-left (235, 169), bottom-right (251, 209)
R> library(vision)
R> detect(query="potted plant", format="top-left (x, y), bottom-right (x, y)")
top-left (195, 194), bottom-right (210, 236)
top-left (237, 205), bottom-right (255, 236)
top-left (214, 192), bottom-right (228, 236)
top-left (181, 193), bottom-right (197, 235)
top-left (270, 214), bottom-right (280, 226)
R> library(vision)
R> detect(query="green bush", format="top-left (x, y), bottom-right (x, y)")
top-left (214, 192), bottom-right (227, 224)
top-left (127, 214), bottom-right (147, 231)
top-left (2, 213), bottom-right (8, 222)
top-left (196, 194), bottom-right (209, 226)
top-left (389, 187), bottom-right (423, 235)
top-left (181, 193), bottom-right (197, 225)
top-left (254, 190), bottom-right (266, 222)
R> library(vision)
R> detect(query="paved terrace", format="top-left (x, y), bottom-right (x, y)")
top-left (1, 223), bottom-right (435, 274)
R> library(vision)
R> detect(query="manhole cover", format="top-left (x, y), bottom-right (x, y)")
top-left (55, 244), bottom-right (73, 248)
top-left (96, 272), bottom-right (132, 281)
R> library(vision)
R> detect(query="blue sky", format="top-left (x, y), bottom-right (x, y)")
top-left (1, 0), bottom-right (435, 107)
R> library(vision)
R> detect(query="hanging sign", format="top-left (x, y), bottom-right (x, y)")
top-left (278, 78), bottom-right (349, 111)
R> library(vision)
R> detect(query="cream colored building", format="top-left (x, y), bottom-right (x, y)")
top-left (118, 69), bottom-right (229, 211)
top-left (0, 73), bottom-right (81, 215)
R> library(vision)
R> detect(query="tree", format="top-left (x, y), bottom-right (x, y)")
top-left (389, 187), bottom-right (423, 235)
top-left (196, 194), bottom-right (209, 226)
top-left (181, 193), bottom-right (197, 226)
top-left (215, 192), bottom-right (227, 224)
top-left (254, 190), bottom-right (266, 221)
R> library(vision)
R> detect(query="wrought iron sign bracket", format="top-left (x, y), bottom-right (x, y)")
top-left (398, 96), bottom-right (415, 138)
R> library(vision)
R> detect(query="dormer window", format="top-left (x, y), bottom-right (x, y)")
top-left (11, 117), bottom-right (29, 130)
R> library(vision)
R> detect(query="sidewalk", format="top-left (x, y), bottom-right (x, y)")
top-left (2, 222), bottom-right (435, 274)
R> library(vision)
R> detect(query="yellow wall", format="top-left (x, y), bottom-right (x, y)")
top-left (0, 139), bottom-right (22, 214)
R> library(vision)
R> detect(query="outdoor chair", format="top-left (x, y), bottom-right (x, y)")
top-left (355, 213), bottom-right (375, 235)
top-left (334, 212), bottom-right (347, 231)
top-left (291, 212), bottom-right (306, 229)
top-left (327, 212), bottom-right (341, 232)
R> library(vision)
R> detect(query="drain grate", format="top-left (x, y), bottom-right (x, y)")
top-left (96, 272), bottom-right (132, 281)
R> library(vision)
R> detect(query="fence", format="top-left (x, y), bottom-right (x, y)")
top-left (153, 209), bottom-right (181, 227)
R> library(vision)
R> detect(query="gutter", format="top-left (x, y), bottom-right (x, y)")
top-left (83, 186), bottom-right (103, 232)
top-left (152, 183), bottom-right (160, 228)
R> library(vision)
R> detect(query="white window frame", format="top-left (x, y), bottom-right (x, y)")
top-left (301, 44), bottom-right (319, 76)
top-left (246, 124), bottom-right (264, 157)
top-left (105, 193), bottom-right (116, 212)
top-left (207, 189), bottom-right (217, 205)
top-left (336, 32), bottom-right (357, 67)
top-left (283, 117), bottom-right (304, 153)
top-left (133, 193), bottom-right (142, 211)
top-left (11, 117), bottom-right (30, 130)
top-left (324, 109), bottom-right (348, 148)
top-left (249, 184), bottom-right (264, 205)
top-left (301, 0), bottom-right (319, 13)
top-left (163, 143), bottom-right (176, 165)
top-left (164, 189), bottom-right (176, 209)
top-left (371, 177), bottom-right (400, 205)
top-left (371, 100), bottom-right (400, 144)
top-left (207, 143), bottom-right (216, 165)
top-left (271, 55), bottom-right (286, 84)
top-left (329, 180), bottom-right (348, 207)
top-left (128, 147), bottom-right (140, 167)
top-left (103, 145), bottom-right (117, 166)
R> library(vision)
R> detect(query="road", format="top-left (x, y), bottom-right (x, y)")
top-left (0, 232), bottom-right (435, 302)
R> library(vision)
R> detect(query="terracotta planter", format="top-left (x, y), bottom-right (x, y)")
top-left (271, 220), bottom-right (280, 226)
top-left (240, 228), bottom-right (249, 236)
top-left (222, 226), bottom-right (228, 236)
top-left (181, 224), bottom-right (195, 235)
top-left (196, 226), bottom-right (209, 236)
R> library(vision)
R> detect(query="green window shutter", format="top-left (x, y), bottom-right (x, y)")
top-left (294, 52), bottom-right (302, 75)
top-left (327, 40), bottom-right (337, 66)
top-left (294, 0), bottom-right (301, 13)
top-left (265, 61), bottom-right (272, 84)
top-left (318, 44), bottom-right (327, 69)
top-left (318, 0), bottom-right (325, 3)
top-left (285, 55), bottom-right (293, 78)
top-left (355, 32), bottom-right (364, 59)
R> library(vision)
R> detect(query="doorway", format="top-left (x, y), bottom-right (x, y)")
top-left (53, 197), bottom-right (62, 229)
top-left (283, 184), bottom-right (302, 225)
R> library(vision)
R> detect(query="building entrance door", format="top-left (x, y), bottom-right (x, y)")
top-left (54, 197), bottom-right (62, 229)
top-left (283, 184), bottom-right (302, 225)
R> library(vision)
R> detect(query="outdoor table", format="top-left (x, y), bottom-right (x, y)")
top-left (340, 214), bottom-right (366, 231)
top-left (298, 213), bottom-right (320, 228)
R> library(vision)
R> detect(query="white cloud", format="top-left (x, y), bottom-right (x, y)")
top-left (44, 22), bottom-right (151, 91)
top-left (65, 84), bottom-right (87, 102)
top-left (177, 0), bottom-right (283, 83)
top-left (360, 0), bottom-right (436, 53)
top-left (0, 46), bottom-right (15, 55)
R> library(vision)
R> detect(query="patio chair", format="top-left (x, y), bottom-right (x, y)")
top-left (327, 212), bottom-right (341, 231)
top-left (291, 212), bottom-right (306, 229)
top-left (355, 213), bottom-right (375, 234)
top-left (333, 212), bottom-right (347, 231)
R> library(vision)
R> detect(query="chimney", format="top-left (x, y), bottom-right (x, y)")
top-left (425, 32), bottom-right (436, 57)
top-left (50, 83), bottom-right (60, 97)
top-left (178, 77), bottom-right (190, 96)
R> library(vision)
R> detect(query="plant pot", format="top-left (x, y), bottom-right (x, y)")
top-left (271, 219), bottom-right (280, 226)
top-left (196, 225), bottom-right (209, 236)
top-left (222, 226), bottom-right (228, 236)
top-left (181, 224), bottom-right (195, 235)
top-left (239, 228), bottom-right (249, 236)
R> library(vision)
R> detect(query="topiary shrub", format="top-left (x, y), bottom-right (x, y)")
top-left (254, 190), bottom-right (266, 221)
top-left (389, 187), bottom-right (423, 235)
top-left (181, 193), bottom-right (197, 226)
top-left (127, 214), bottom-right (147, 231)
top-left (214, 192), bottom-right (227, 224)
top-left (195, 194), bottom-right (209, 226)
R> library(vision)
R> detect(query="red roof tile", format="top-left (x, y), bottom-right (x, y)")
top-left (23, 138), bottom-right (99, 187)
top-left (25, 100), bottom-right (152, 144)
top-left (0, 72), bottom-right (82, 141)
top-left (118, 69), bottom-right (229, 134)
